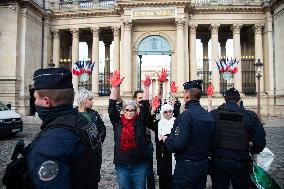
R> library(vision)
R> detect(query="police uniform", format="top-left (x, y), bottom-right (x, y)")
top-left (26, 68), bottom-right (100, 189)
top-left (210, 88), bottom-right (266, 189)
top-left (164, 80), bottom-right (216, 189)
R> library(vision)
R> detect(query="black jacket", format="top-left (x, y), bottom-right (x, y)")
top-left (210, 101), bottom-right (266, 161)
top-left (108, 99), bottom-right (149, 165)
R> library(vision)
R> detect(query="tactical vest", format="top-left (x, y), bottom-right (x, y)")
top-left (2, 114), bottom-right (100, 189)
top-left (216, 109), bottom-right (249, 151)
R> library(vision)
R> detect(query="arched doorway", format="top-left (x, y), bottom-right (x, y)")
top-left (137, 35), bottom-right (172, 99)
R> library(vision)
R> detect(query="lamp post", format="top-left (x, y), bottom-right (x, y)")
top-left (138, 55), bottom-right (142, 90)
top-left (255, 59), bottom-right (263, 118)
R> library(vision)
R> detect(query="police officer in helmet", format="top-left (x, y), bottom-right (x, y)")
top-left (210, 88), bottom-right (266, 189)
top-left (25, 68), bottom-right (100, 188)
top-left (162, 80), bottom-right (216, 189)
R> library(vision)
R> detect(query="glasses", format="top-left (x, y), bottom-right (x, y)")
top-left (124, 108), bottom-right (136, 113)
top-left (163, 110), bottom-right (173, 114)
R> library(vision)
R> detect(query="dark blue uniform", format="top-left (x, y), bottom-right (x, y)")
top-left (210, 101), bottom-right (266, 189)
top-left (27, 126), bottom-right (85, 189)
top-left (165, 100), bottom-right (216, 189)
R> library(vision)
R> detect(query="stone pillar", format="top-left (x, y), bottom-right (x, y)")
top-left (254, 24), bottom-right (264, 93)
top-left (219, 38), bottom-right (227, 57)
top-left (112, 26), bottom-right (120, 71)
top-left (52, 29), bottom-right (60, 67)
top-left (210, 24), bottom-right (220, 94)
top-left (71, 28), bottom-right (80, 92)
top-left (231, 24), bottom-right (242, 92)
top-left (175, 19), bottom-right (185, 92)
top-left (104, 40), bottom-right (112, 74)
top-left (201, 37), bottom-right (210, 83)
top-left (189, 24), bottom-right (197, 80)
top-left (122, 20), bottom-right (132, 95)
top-left (91, 27), bottom-right (99, 95)
top-left (18, 8), bottom-right (29, 115)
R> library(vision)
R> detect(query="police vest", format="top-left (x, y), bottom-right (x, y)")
top-left (2, 114), bottom-right (100, 189)
top-left (216, 109), bottom-right (249, 151)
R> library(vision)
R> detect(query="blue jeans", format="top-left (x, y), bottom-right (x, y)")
top-left (115, 162), bottom-right (147, 189)
top-left (146, 142), bottom-right (156, 189)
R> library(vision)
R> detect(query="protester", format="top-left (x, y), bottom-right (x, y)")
top-left (154, 101), bottom-right (180, 189)
top-left (133, 89), bottom-right (156, 189)
top-left (108, 70), bottom-right (150, 189)
top-left (163, 80), bottom-right (216, 189)
top-left (210, 88), bottom-right (266, 189)
top-left (75, 88), bottom-right (106, 189)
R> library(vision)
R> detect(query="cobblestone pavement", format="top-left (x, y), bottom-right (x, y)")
top-left (0, 117), bottom-right (283, 189)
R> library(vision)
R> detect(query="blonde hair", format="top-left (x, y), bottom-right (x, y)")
top-left (74, 88), bottom-right (94, 107)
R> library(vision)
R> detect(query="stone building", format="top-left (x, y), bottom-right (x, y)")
top-left (0, 0), bottom-right (283, 117)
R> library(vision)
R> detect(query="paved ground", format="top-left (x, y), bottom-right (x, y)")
top-left (0, 116), bottom-right (283, 189)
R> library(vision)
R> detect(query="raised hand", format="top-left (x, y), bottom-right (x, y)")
top-left (157, 68), bottom-right (168, 83)
top-left (109, 70), bottom-right (125, 87)
top-left (170, 81), bottom-right (178, 93)
top-left (152, 96), bottom-right (160, 110)
top-left (142, 74), bottom-right (151, 88)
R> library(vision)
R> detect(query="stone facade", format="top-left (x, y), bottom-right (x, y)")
top-left (0, 0), bottom-right (283, 117)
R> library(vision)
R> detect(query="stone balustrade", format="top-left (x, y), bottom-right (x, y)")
top-left (57, 0), bottom-right (116, 10)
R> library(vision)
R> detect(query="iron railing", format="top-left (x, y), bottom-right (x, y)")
top-left (98, 72), bottom-right (112, 96)
top-left (197, 70), bottom-right (212, 96)
top-left (242, 57), bottom-right (256, 95)
top-left (58, 0), bottom-right (116, 10)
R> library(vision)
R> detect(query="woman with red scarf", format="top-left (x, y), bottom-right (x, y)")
top-left (108, 70), bottom-right (150, 189)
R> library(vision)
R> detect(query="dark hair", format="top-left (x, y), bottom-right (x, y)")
top-left (224, 96), bottom-right (241, 103)
top-left (37, 88), bottom-right (74, 106)
top-left (188, 88), bottom-right (202, 101)
top-left (133, 90), bottom-right (144, 99)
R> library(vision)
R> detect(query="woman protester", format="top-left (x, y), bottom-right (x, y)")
top-left (108, 70), bottom-right (151, 189)
top-left (151, 100), bottom-right (180, 189)
top-left (74, 88), bottom-right (106, 189)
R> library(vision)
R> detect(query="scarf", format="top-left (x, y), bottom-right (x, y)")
top-left (35, 105), bottom-right (77, 130)
top-left (158, 116), bottom-right (175, 141)
top-left (120, 113), bottom-right (139, 152)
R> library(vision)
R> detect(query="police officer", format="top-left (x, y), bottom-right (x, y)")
top-left (210, 88), bottom-right (266, 189)
top-left (27, 68), bottom-right (100, 188)
top-left (163, 80), bottom-right (216, 189)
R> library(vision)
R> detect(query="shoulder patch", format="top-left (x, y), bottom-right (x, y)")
top-left (174, 126), bottom-right (180, 136)
top-left (37, 160), bottom-right (59, 182)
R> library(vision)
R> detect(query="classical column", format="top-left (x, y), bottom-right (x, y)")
top-left (189, 24), bottom-right (197, 80)
top-left (201, 37), bottom-right (210, 84)
top-left (91, 27), bottom-right (99, 94)
top-left (175, 19), bottom-right (185, 92)
top-left (219, 38), bottom-right (227, 57)
top-left (71, 28), bottom-right (80, 92)
top-left (52, 29), bottom-right (60, 67)
top-left (104, 40), bottom-right (112, 74)
top-left (210, 24), bottom-right (220, 94)
top-left (231, 24), bottom-right (242, 92)
top-left (254, 24), bottom-right (264, 93)
top-left (122, 20), bottom-right (132, 95)
top-left (112, 26), bottom-right (120, 71)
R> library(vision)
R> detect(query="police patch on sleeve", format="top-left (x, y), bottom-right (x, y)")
top-left (174, 126), bottom-right (180, 136)
top-left (37, 160), bottom-right (59, 182)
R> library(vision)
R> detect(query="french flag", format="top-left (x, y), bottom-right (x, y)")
top-left (231, 62), bottom-right (238, 74)
top-left (72, 62), bottom-right (81, 75)
top-left (86, 62), bottom-right (95, 75)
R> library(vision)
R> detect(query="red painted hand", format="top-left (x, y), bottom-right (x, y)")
top-left (142, 74), bottom-right (151, 87)
top-left (170, 81), bottom-right (178, 93)
top-left (158, 68), bottom-right (168, 83)
top-left (152, 96), bottom-right (160, 110)
top-left (109, 70), bottom-right (125, 87)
